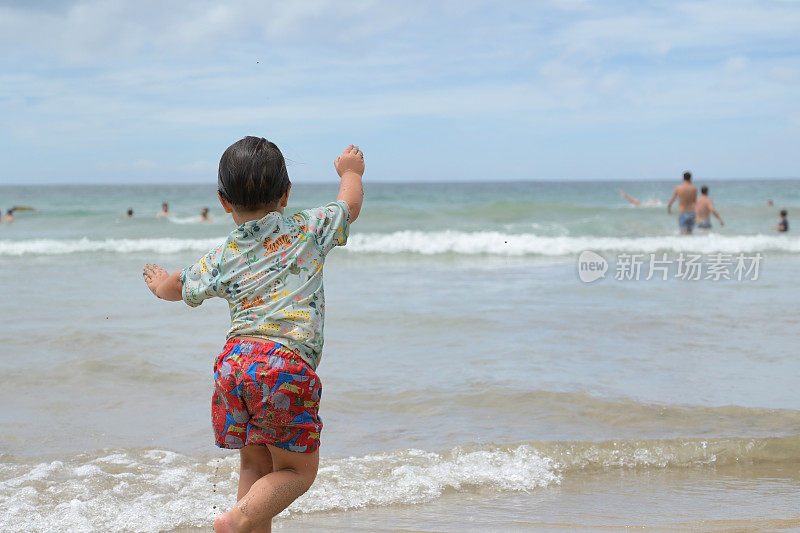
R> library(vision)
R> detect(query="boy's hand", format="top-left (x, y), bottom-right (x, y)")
top-left (334, 145), bottom-right (365, 178)
top-left (334, 144), bottom-right (365, 223)
top-left (143, 263), bottom-right (169, 296)
top-left (142, 264), bottom-right (184, 301)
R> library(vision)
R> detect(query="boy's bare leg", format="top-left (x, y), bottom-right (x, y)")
top-left (231, 445), bottom-right (274, 533)
top-left (214, 444), bottom-right (319, 533)
top-left (237, 445), bottom-right (274, 501)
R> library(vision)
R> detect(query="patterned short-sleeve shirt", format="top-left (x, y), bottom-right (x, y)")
top-left (180, 201), bottom-right (350, 370)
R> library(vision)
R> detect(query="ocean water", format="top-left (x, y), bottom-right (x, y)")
top-left (1, 180), bottom-right (799, 532)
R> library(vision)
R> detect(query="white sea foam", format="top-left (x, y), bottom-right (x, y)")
top-left (0, 237), bottom-right (223, 256)
top-left (166, 216), bottom-right (207, 225)
top-left (297, 445), bottom-right (558, 514)
top-left (346, 231), bottom-right (800, 255)
top-left (0, 445), bottom-right (558, 533)
top-left (2, 437), bottom-right (795, 532)
top-left (1, 232), bottom-right (799, 257)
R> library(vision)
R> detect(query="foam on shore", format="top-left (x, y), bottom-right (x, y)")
top-left (2, 436), bottom-right (798, 532)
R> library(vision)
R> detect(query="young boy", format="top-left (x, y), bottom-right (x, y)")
top-left (773, 209), bottom-right (789, 232)
top-left (142, 137), bottom-right (364, 532)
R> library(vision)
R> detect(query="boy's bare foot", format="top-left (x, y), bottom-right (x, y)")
top-left (213, 510), bottom-right (251, 533)
top-left (213, 514), bottom-right (232, 533)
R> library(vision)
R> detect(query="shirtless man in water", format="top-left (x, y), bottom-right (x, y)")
top-left (667, 172), bottom-right (698, 235)
top-left (695, 186), bottom-right (724, 229)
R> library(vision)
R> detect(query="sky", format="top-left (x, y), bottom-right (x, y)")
top-left (1, 0), bottom-right (799, 184)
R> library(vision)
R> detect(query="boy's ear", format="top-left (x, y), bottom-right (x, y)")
top-left (218, 193), bottom-right (233, 213)
top-left (280, 183), bottom-right (291, 208)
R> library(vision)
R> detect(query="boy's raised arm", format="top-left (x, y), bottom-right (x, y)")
top-left (143, 263), bottom-right (183, 301)
top-left (334, 145), bottom-right (365, 223)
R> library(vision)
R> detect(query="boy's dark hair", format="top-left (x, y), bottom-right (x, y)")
top-left (701, 185), bottom-right (709, 194)
top-left (781, 209), bottom-right (788, 217)
top-left (683, 172), bottom-right (692, 181)
top-left (218, 136), bottom-right (290, 209)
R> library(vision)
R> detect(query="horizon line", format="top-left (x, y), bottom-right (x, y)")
top-left (2, 176), bottom-right (800, 187)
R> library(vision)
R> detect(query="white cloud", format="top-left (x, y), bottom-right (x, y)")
top-left (724, 56), bottom-right (749, 73)
top-left (550, 1), bottom-right (800, 63)
top-left (1, 0), bottom-right (799, 181)
top-left (180, 160), bottom-right (216, 173)
top-left (0, 1), bottom-right (441, 65)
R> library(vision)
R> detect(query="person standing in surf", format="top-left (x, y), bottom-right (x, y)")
top-left (667, 171), bottom-right (698, 235)
top-left (773, 209), bottom-right (789, 232)
top-left (158, 202), bottom-right (171, 218)
top-left (695, 186), bottom-right (724, 229)
top-left (142, 137), bottom-right (365, 532)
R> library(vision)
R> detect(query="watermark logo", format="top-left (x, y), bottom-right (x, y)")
top-left (577, 251), bottom-right (763, 282)
top-left (577, 250), bottom-right (608, 283)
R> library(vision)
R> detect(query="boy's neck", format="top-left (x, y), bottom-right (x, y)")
top-left (231, 204), bottom-right (283, 225)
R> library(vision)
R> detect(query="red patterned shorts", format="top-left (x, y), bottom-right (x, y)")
top-left (212, 339), bottom-right (322, 452)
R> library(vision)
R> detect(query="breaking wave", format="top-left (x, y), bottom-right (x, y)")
top-left (0, 237), bottom-right (223, 256)
top-left (1, 232), bottom-right (799, 257)
top-left (1, 436), bottom-right (798, 532)
top-left (346, 231), bottom-right (800, 256)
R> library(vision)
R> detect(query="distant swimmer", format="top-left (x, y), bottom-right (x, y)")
top-left (773, 209), bottom-right (789, 232)
top-left (767, 199), bottom-right (774, 207)
top-left (667, 171), bottom-right (698, 235)
top-left (157, 202), bottom-right (170, 218)
top-left (695, 186), bottom-right (724, 229)
top-left (199, 207), bottom-right (212, 223)
top-left (2, 208), bottom-right (14, 223)
top-left (126, 208), bottom-right (134, 218)
top-left (621, 190), bottom-right (661, 208)
top-left (621, 190), bottom-right (640, 207)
